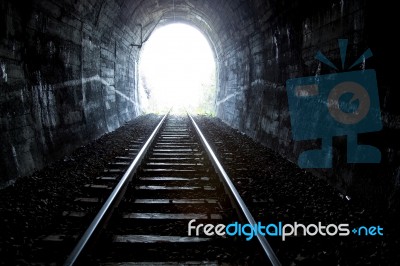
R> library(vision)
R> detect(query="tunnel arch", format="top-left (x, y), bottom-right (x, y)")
top-left (111, 0), bottom-right (260, 123)
top-left (119, 0), bottom-right (257, 115)
top-left (118, 0), bottom-right (251, 61)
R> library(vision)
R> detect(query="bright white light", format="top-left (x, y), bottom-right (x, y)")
top-left (138, 23), bottom-right (216, 113)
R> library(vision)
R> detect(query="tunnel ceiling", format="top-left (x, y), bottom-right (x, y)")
top-left (84, 0), bottom-right (258, 62)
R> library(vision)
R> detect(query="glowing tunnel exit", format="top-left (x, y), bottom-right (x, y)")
top-left (138, 23), bottom-right (216, 114)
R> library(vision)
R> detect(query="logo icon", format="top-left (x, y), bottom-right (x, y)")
top-left (286, 39), bottom-right (382, 168)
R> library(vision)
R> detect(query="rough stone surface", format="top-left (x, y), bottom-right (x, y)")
top-left (0, 0), bottom-right (398, 204)
top-left (0, 0), bottom-right (140, 186)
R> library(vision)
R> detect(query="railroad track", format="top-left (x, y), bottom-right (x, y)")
top-left (34, 113), bottom-right (280, 265)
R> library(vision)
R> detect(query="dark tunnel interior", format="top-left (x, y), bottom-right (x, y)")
top-left (0, 0), bottom-right (399, 264)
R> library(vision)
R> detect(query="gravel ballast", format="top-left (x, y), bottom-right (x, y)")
top-left (0, 114), bottom-right (161, 265)
top-left (195, 116), bottom-right (399, 265)
top-left (0, 114), bottom-right (398, 265)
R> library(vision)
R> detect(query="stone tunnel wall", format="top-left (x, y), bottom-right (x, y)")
top-left (215, 0), bottom-right (399, 205)
top-left (0, 0), bottom-right (140, 187)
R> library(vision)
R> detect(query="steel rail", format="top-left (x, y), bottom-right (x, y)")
top-left (64, 113), bottom-right (169, 266)
top-left (188, 113), bottom-right (281, 266)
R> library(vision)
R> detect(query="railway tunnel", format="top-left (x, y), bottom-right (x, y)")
top-left (0, 0), bottom-right (399, 265)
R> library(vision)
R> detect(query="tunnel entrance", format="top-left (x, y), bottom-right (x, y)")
top-left (138, 23), bottom-right (216, 114)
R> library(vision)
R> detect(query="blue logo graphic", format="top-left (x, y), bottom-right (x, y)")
top-left (286, 39), bottom-right (382, 168)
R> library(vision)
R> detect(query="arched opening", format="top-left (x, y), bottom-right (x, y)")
top-left (138, 23), bottom-right (217, 114)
